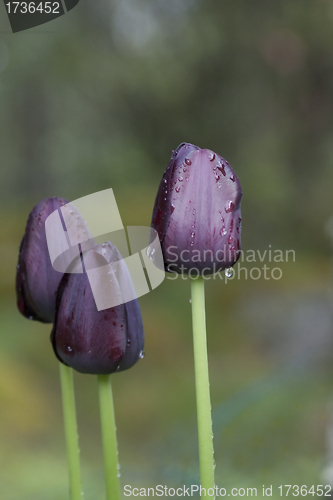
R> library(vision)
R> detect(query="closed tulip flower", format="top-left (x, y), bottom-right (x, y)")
top-left (151, 142), bottom-right (242, 275)
top-left (51, 242), bottom-right (144, 375)
top-left (16, 197), bottom-right (69, 323)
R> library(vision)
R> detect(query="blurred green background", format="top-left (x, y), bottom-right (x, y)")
top-left (1, 0), bottom-right (333, 498)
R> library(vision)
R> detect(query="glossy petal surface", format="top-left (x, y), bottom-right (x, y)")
top-left (16, 197), bottom-right (68, 323)
top-left (151, 143), bottom-right (242, 274)
top-left (51, 242), bottom-right (144, 375)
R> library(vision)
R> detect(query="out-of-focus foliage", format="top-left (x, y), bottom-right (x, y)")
top-left (0, 0), bottom-right (333, 249)
top-left (0, 0), bottom-right (333, 499)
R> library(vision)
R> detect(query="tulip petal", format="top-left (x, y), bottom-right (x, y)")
top-left (151, 143), bottom-right (242, 274)
top-left (16, 197), bottom-right (69, 323)
top-left (51, 242), bottom-right (144, 375)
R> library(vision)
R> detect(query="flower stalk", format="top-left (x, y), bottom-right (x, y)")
top-left (98, 374), bottom-right (120, 500)
top-left (190, 277), bottom-right (215, 497)
top-left (59, 362), bottom-right (83, 500)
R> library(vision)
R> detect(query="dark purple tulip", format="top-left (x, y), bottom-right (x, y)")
top-left (151, 143), bottom-right (243, 275)
top-left (51, 242), bottom-right (144, 375)
top-left (16, 197), bottom-right (68, 323)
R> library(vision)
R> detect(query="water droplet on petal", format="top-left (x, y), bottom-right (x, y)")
top-left (66, 345), bottom-right (74, 355)
top-left (185, 158), bottom-right (192, 166)
top-left (228, 235), bottom-right (233, 244)
top-left (217, 164), bottom-right (226, 176)
top-left (225, 201), bottom-right (235, 213)
top-left (139, 350), bottom-right (145, 359)
top-left (225, 267), bottom-right (234, 278)
top-left (209, 153), bottom-right (216, 162)
top-left (193, 209), bottom-right (196, 215)
top-left (230, 220), bottom-right (234, 232)
top-left (178, 176), bottom-right (184, 182)
top-left (230, 174), bottom-right (235, 182)
top-left (175, 186), bottom-right (180, 193)
top-left (221, 227), bottom-right (227, 236)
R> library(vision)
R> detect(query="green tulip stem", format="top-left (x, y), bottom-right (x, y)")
top-left (59, 362), bottom-right (83, 500)
top-left (190, 277), bottom-right (215, 498)
top-left (97, 374), bottom-right (120, 500)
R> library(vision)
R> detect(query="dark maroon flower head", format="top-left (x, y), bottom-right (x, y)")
top-left (16, 197), bottom-right (68, 323)
top-left (51, 242), bottom-right (144, 375)
top-left (151, 143), bottom-right (243, 275)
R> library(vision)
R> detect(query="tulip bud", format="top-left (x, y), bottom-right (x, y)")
top-left (151, 143), bottom-right (243, 275)
top-left (16, 197), bottom-right (69, 323)
top-left (51, 242), bottom-right (144, 375)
